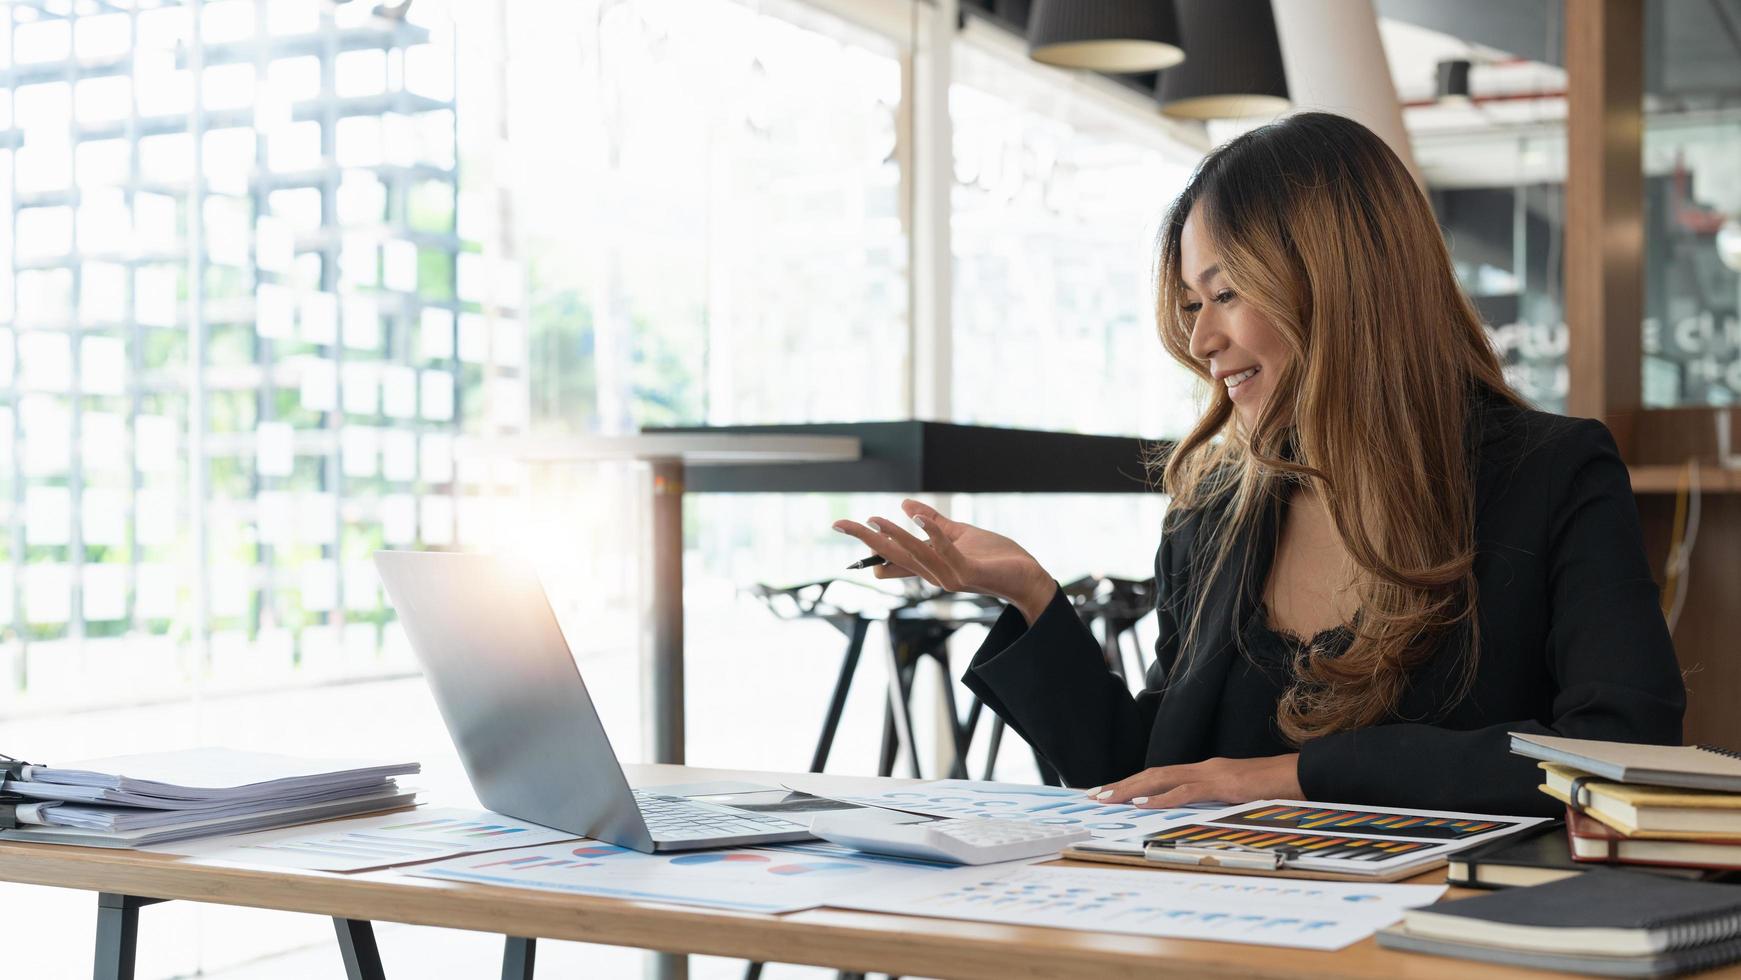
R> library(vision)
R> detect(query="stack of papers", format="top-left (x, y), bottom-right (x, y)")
top-left (1, 748), bottom-right (418, 847)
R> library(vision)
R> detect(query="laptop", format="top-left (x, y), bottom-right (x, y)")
top-left (375, 550), bottom-right (862, 853)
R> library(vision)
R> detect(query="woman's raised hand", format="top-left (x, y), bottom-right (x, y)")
top-left (833, 499), bottom-right (1057, 624)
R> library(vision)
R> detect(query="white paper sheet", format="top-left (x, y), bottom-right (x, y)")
top-left (403, 839), bottom-right (962, 914)
top-left (156, 806), bottom-right (577, 872)
top-left (835, 779), bottom-right (1212, 841)
top-left (831, 864), bottom-right (1447, 951)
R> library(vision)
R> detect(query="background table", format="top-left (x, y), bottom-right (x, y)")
top-left (0, 763), bottom-right (1671, 980)
top-left (456, 432), bottom-right (862, 765)
top-left (470, 422), bottom-right (1161, 767)
top-left (648, 421), bottom-right (1161, 764)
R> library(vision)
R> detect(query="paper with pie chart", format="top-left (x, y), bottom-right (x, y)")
top-left (834, 778), bottom-right (1214, 840)
top-left (402, 840), bottom-right (959, 913)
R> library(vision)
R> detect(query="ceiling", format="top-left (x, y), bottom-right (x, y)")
top-left (1377, 0), bottom-right (1741, 190)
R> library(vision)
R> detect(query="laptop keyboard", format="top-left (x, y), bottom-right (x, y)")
top-left (633, 790), bottom-right (806, 840)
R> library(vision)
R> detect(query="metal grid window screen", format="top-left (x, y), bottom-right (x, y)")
top-left (0, 0), bottom-right (523, 706)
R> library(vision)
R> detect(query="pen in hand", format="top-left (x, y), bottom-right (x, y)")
top-left (845, 554), bottom-right (888, 570)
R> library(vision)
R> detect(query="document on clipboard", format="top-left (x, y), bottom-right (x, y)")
top-left (1063, 800), bottom-right (1548, 883)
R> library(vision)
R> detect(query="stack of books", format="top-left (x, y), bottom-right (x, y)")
top-left (1515, 734), bottom-right (1741, 874)
top-left (1, 747), bottom-right (418, 847)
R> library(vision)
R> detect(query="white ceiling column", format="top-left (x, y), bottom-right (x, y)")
top-left (902, 0), bottom-right (956, 423)
top-left (1271, 0), bottom-right (1423, 186)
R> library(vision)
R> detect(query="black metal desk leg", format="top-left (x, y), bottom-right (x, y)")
top-left (94, 893), bottom-right (165, 980)
top-left (333, 917), bottom-right (387, 980)
top-left (502, 936), bottom-right (536, 980)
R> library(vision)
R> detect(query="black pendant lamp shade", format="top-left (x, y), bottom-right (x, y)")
top-left (1029, 0), bottom-right (1185, 74)
top-left (1156, 0), bottom-right (1289, 120)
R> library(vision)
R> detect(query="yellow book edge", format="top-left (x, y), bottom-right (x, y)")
top-left (1539, 781), bottom-right (1741, 842)
top-left (1538, 763), bottom-right (1741, 809)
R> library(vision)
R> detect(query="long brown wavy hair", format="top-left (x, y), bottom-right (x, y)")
top-left (1154, 112), bottom-right (1525, 745)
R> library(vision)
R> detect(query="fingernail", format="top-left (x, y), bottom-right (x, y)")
top-left (1131, 796), bottom-right (1149, 805)
top-left (1083, 786), bottom-right (1102, 797)
top-left (832, 524), bottom-right (850, 534)
top-left (867, 519), bottom-right (884, 532)
top-left (913, 515), bottom-right (928, 531)
top-left (1095, 790), bottom-right (1113, 800)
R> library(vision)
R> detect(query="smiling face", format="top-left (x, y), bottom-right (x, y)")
top-left (1179, 205), bottom-right (1292, 428)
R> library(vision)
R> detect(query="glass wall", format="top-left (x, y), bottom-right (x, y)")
top-left (950, 37), bottom-right (1202, 439)
top-left (1639, 0), bottom-right (1741, 406)
top-left (1420, 0), bottom-right (1741, 412)
top-left (942, 32), bottom-right (1203, 595)
top-left (1424, 134), bottom-right (1569, 414)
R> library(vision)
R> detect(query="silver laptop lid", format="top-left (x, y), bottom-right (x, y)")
top-left (374, 550), bottom-right (653, 852)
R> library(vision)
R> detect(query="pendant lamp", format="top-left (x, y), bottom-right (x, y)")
top-left (1155, 0), bottom-right (1289, 120)
top-left (1029, 0), bottom-right (1184, 73)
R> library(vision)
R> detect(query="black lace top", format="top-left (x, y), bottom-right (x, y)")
top-left (1208, 602), bottom-right (1355, 758)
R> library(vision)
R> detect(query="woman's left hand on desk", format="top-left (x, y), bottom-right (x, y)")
top-left (1085, 754), bottom-right (1303, 808)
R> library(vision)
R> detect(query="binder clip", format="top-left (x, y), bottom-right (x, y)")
top-left (1145, 837), bottom-right (1298, 871)
top-left (1, 752), bottom-right (36, 831)
top-left (1564, 773), bottom-right (1622, 864)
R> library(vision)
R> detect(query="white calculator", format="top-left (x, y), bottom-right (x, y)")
top-left (808, 809), bottom-right (1092, 865)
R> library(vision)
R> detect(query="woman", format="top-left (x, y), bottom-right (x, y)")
top-left (832, 112), bottom-right (1684, 817)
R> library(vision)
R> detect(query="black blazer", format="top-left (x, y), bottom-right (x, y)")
top-left (962, 391), bottom-right (1687, 815)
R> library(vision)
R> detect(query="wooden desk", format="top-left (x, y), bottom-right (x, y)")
top-left (2, 764), bottom-right (1716, 980)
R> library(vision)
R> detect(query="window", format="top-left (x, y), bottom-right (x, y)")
top-left (0, 0), bottom-right (490, 707)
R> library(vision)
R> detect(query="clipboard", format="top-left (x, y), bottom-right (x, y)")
top-left (1061, 837), bottom-right (1447, 883)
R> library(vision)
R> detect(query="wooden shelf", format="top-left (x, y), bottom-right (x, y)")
top-left (1627, 464), bottom-right (1741, 494)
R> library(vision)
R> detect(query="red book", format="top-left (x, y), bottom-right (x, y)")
top-left (1568, 807), bottom-right (1741, 870)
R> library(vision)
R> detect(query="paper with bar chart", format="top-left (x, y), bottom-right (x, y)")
top-left (830, 864), bottom-right (1448, 950)
top-left (154, 807), bottom-right (579, 872)
top-left (1207, 801), bottom-right (1538, 842)
top-left (402, 840), bottom-right (959, 914)
top-left (835, 778), bottom-right (1213, 840)
top-left (1127, 800), bottom-right (1547, 876)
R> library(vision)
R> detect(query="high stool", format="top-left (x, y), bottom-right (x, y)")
top-left (877, 592), bottom-right (1003, 780)
top-left (1071, 574), bottom-right (1159, 681)
top-left (745, 579), bottom-right (884, 773)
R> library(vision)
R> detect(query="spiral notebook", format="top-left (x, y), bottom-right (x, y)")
top-left (1510, 735), bottom-right (1741, 793)
top-left (1395, 868), bottom-right (1741, 957)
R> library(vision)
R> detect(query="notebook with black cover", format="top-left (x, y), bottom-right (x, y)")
top-left (1403, 868), bottom-right (1741, 956)
top-left (1378, 926), bottom-right (1741, 978)
top-left (1449, 821), bottom-right (1708, 889)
